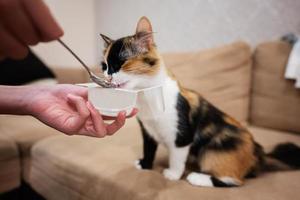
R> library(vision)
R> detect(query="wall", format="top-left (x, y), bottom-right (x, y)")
top-left (32, 0), bottom-right (300, 67)
top-left (95, 0), bottom-right (300, 53)
top-left (31, 0), bottom-right (98, 67)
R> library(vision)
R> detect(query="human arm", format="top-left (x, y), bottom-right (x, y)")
top-left (0, 84), bottom-right (137, 137)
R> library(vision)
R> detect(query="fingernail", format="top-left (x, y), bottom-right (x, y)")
top-left (120, 111), bottom-right (126, 116)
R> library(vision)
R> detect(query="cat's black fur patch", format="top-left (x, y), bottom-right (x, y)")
top-left (176, 96), bottom-right (241, 152)
top-left (245, 142), bottom-right (265, 178)
top-left (206, 134), bottom-right (242, 150)
top-left (175, 93), bottom-right (195, 147)
top-left (211, 177), bottom-right (237, 187)
top-left (137, 119), bottom-right (158, 169)
top-left (267, 142), bottom-right (300, 169)
top-left (106, 39), bottom-right (127, 75)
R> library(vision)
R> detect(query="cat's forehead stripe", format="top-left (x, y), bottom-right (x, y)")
top-left (104, 43), bottom-right (113, 62)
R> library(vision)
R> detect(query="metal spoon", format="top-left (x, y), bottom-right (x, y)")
top-left (57, 39), bottom-right (115, 88)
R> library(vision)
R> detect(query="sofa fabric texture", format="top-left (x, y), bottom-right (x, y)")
top-left (250, 41), bottom-right (300, 133)
top-left (29, 119), bottom-right (300, 200)
top-left (0, 134), bottom-right (20, 193)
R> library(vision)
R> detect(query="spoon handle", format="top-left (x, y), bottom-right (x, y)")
top-left (57, 39), bottom-right (92, 76)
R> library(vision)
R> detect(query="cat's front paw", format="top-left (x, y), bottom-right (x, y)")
top-left (134, 160), bottom-right (142, 170)
top-left (163, 169), bottom-right (182, 181)
top-left (134, 159), bottom-right (153, 170)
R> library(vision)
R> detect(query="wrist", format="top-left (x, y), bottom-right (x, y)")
top-left (22, 85), bottom-right (51, 117)
top-left (0, 85), bottom-right (42, 115)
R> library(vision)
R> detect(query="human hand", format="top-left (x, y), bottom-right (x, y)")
top-left (0, 0), bottom-right (63, 59)
top-left (26, 84), bottom-right (137, 137)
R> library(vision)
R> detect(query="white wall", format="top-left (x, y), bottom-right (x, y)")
top-left (32, 0), bottom-right (300, 67)
top-left (31, 0), bottom-right (98, 67)
top-left (95, 0), bottom-right (300, 53)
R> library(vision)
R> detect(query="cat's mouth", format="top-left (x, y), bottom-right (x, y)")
top-left (114, 81), bottom-right (129, 88)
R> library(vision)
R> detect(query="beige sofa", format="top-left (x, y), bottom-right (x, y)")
top-left (1, 41), bottom-right (300, 200)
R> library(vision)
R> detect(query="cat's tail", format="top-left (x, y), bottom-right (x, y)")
top-left (263, 142), bottom-right (300, 171)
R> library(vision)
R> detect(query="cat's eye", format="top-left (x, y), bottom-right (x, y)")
top-left (101, 61), bottom-right (107, 71)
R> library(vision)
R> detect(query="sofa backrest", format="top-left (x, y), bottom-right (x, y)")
top-left (250, 41), bottom-right (300, 133)
top-left (163, 41), bottom-right (252, 122)
top-left (49, 65), bottom-right (102, 84)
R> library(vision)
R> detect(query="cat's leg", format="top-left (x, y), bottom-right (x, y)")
top-left (163, 145), bottom-right (190, 180)
top-left (186, 172), bottom-right (242, 187)
top-left (135, 121), bottom-right (158, 170)
top-left (186, 146), bottom-right (251, 187)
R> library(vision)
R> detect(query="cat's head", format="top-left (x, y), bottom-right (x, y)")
top-left (100, 17), bottom-right (164, 90)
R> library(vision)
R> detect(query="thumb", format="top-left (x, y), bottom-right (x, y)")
top-left (67, 94), bottom-right (90, 118)
top-left (64, 94), bottom-right (90, 133)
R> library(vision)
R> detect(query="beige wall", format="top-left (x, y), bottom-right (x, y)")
top-left (32, 0), bottom-right (300, 67)
top-left (31, 0), bottom-right (98, 68)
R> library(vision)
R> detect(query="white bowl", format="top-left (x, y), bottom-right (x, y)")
top-left (77, 83), bottom-right (165, 117)
top-left (88, 87), bottom-right (137, 117)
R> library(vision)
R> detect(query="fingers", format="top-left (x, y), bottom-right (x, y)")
top-left (0, 0), bottom-right (63, 59)
top-left (21, 0), bottom-right (63, 41)
top-left (127, 108), bottom-right (138, 118)
top-left (86, 102), bottom-right (126, 137)
top-left (67, 94), bottom-right (90, 118)
top-left (66, 94), bottom-right (90, 132)
top-left (0, 0), bottom-right (39, 46)
top-left (86, 101), bottom-right (107, 137)
top-left (72, 86), bottom-right (88, 100)
top-left (66, 96), bottom-right (127, 137)
top-left (105, 111), bottom-right (126, 136)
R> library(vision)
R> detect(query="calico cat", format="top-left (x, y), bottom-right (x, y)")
top-left (100, 17), bottom-right (300, 187)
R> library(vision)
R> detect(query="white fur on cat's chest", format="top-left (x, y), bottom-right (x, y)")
top-left (137, 78), bottom-right (179, 146)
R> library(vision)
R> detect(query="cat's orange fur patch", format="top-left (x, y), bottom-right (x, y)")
top-left (180, 88), bottom-right (200, 117)
top-left (122, 46), bottom-right (160, 75)
top-left (166, 68), bottom-right (177, 80)
top-left (223, 116), bottom-right (243, 127)
top-left (200, 132), bottom-right (257, 181)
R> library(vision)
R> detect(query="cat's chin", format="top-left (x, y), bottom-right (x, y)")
top-left (115, 81), bottom-right (129, 89)
top-left (114, 81), bottom-right (138, 90)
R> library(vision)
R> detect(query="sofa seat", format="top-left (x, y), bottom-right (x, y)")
top-left (0, 133), bottom-right (20, 193)
top-left (28, 118), bottom-right (300, 200)
top-left (0, 115), bottom-right (61, 182)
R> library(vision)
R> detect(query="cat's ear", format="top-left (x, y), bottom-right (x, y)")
top-left (100, 34), bottom-right (113, 47)
top-left (136, 16), bottom-right (153, 34)
top-left (135, 17), bottom-right (154, 50)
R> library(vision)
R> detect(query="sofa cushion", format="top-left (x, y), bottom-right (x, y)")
top-left (0, 134), bottom-right (20, 193)
top-left (163, 41), bottom-right (252, 122)
top-left (0, 115), bottom-right (61, 182)
top-left (28, 118), bottom-right (300, 200)
top-left (250, 41), bottom-right (300, 133)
